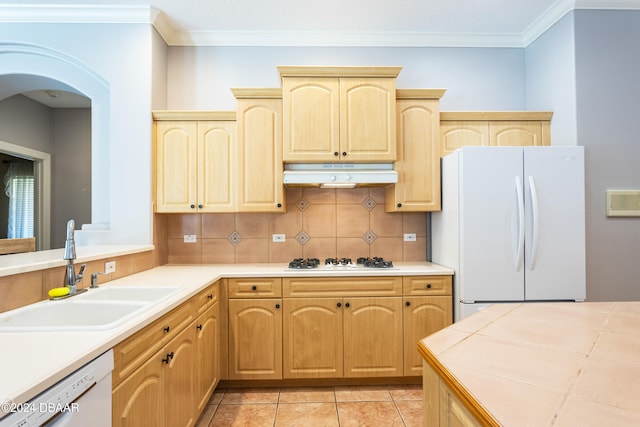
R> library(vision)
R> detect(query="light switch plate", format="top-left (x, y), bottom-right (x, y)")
top-left (184, 235), bottom-right (197, 243)
top-left (404, 233), bottom-right (417, 242)
top-left (272, 234), bottom-right (286, 242)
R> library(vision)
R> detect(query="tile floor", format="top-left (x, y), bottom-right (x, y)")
top-left (196, 385), bottom-right (423, 426)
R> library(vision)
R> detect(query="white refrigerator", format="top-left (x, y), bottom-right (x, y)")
top-left (431, 146), bottom-right (586, 321)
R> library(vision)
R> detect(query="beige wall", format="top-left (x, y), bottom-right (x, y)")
top-left (165, 187), bottom-right (427, 264)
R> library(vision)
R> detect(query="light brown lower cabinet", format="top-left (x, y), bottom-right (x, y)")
top-left (283, 296), bottom-right (406, 379)
top-left (112, 323), bottom-right (196, 427)
top-left (283, 298), bottom-right (343, 378)
top-left (195, 302), bottom-right (220, 413)
top-left (281, 277), bottom-right (405, 379)
top-left (111, 281), bottom-right (219, 427)
top-left (403, 296), bottom-right (452, 376)
top-left (227, 298), bottom-right (283, 380)
top-left (343, 297), bottom-right (403, 378)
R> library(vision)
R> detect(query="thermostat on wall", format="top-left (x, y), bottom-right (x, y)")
top-left (606, 190), bottom-right (640, 217)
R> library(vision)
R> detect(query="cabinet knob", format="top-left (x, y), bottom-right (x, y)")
top-left (207, 294), bottom-right (213, 300)
top-left (405, 301), bottom-right (411, 306)
top-left (198, 204), bottom-right (203, 209)
top-left (397, 203), bottom-right (402, 208)
top-left (426, 283), bottom-right (432, 289)
top-left (345, 302), bottom-right (350, 308)
top-left (275, 304), bottom-right (280, 309)
top-left (277, 203), bottom-right (282, 208)
top-left (337, 302), bottom-right (342, 308)
top-left (163, 326), bottom-right (170, 333)
top-left (190, 204), bottom-right (195, 209)
top-left (342, 152), bottom-right (347, 157)
top-left (334, 152), bottom-right (339, 156)
top-left (251, 285), bottom-right (257, 291)
top-left (196, 324), bottom-right (203, 330)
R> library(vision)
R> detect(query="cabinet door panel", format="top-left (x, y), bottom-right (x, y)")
top-left (283, 77), bottom-right (340, 161)
top-left (340, 78), bottom-right (396, 161)
top-left (198, 121), bottom-right (236, 212)
top-left (489, 121), bottom-right (543, 146)
top-left (440, 121), bottom-right (489, 157)
top-left (155, 121), bottom-right (197, 212)
top-left (228, 299), bottom-right (282, 379)
top-left (236, 99), bottom-right (284, 212)
top-left (283, 298), bottom-right (343, 379)
top-left (112, 354), bottom-right (165, 427)
top-left (195, 303), bottom-right (220, 413)
top-left (386, 99), bottom-right (440, 211)
top-left (343, 297), bottom-right (403, 377)
top-left (403, 296), bottom-right (452, 376)
top-left (165, 325), bottom-right (197, 427)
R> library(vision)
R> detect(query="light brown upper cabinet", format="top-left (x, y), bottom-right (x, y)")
top-left (279, 66), bottom-right (401, 162)
top-left (440, 112), bottom-right (552, 157)
top-left (385, 89), bottom-right (446, 212)
top-left (153, 112), bottom-right (236, 213)
top-left (232, 89), bottom-right (285, 212)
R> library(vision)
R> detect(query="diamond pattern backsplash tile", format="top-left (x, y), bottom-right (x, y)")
top-left (363, 230), bottom-right (377, 244)
top-left (166, 188), bottom-right (427, 262)
top-left (296, 197), bottom-right (310, 211)
top-left (227, 231), bottom-right (241, 246)
top-left (295, 230), bottom-right (310, 246)
top-left (362, 196), bottom-right (377, 211)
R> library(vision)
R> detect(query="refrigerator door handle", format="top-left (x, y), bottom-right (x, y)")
top-left (515, 176), bottom-right (525, 270)
top-left (528, 175), bottom-right (540, 270)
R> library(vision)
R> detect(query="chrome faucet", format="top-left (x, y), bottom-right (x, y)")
top-left (63, 219), bottom-right (86, 294)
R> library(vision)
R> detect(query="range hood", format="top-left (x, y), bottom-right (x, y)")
top-left (283, 163), bottom-right (398, 188)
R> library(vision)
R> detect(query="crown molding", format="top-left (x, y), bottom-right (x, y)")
top-left (0, 4), bottom-right (155, 24)
top-left (1, 2), bottom-right (640, 48)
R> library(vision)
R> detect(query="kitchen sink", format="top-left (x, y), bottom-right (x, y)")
top-left (0, 300), bottom-right (149, 332)
top-left (74, 286), bottom-right (181, 303)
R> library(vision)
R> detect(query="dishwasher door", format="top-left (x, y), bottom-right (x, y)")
top-left (0, 349), bottom-right (113, 427)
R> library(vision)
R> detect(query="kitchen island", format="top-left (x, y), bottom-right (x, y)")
top-left (0, 261), bottom-right (452, 421)
top-left (419, 302), bottom-right (640, 426)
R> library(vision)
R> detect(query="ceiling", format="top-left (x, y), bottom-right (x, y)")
top-left (2, 0), bottom-right (637, 48)
top-left (1, 0), bottom-right (638, 108)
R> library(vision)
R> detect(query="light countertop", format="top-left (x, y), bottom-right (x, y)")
top-left (0, 261), bottom-right (452, 418)
top-left (419, 302), bottom-right (640, 426)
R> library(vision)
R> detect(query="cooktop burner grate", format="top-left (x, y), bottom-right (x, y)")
top-left (287, 257), bottom-right (394, 269)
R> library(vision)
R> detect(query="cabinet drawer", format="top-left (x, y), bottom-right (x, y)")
top-left (228, 278), bottom-right (282, 298)
top-left (283, 277), bottom-right (402, 297)
top-left (112, 300), bottom-right (194, 386)
top-left (194, 281), bottom-right (219, 316)
top-left (403, 276), bottom-right (452, 296)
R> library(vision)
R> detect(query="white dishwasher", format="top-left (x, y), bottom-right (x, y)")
top-left (0, 349), bottom-right (113, 427)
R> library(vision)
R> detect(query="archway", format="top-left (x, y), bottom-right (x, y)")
top-left (0, 42), bottom-right (111, 246)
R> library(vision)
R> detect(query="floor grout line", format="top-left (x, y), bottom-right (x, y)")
top-left (198, 385), bottom-right (423, 427)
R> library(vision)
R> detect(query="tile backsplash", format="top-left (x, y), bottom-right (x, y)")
top-left (164, 187), bottom-right (427, 264)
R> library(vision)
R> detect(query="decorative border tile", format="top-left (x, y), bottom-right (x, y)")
top-left (227, 231), bottom-right (242, 246)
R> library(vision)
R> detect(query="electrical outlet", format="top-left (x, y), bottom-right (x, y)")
top-left (184, 234), bottom-right (197, 243)
top-left (105, 261), bottom-right (116, 274)
top-left (404, 233), bottom-right (417, 242)
top-left (272, 234), bottom-right (286, 242)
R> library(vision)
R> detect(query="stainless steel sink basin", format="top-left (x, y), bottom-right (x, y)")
top-left (74, 286), bottom-right (181, 303)
top-left (0, 300), bottom-right (148, 332)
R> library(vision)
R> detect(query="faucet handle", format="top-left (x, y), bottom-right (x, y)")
top-left (91, 271), bottom-right (108, 288)
top-left (77, 264), bottom-right (86, 282)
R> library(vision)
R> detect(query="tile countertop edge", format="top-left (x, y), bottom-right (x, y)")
top-left (418, 339), bottom-right (500, 427)
top-left (0, 261), bottom-right (452, 417)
